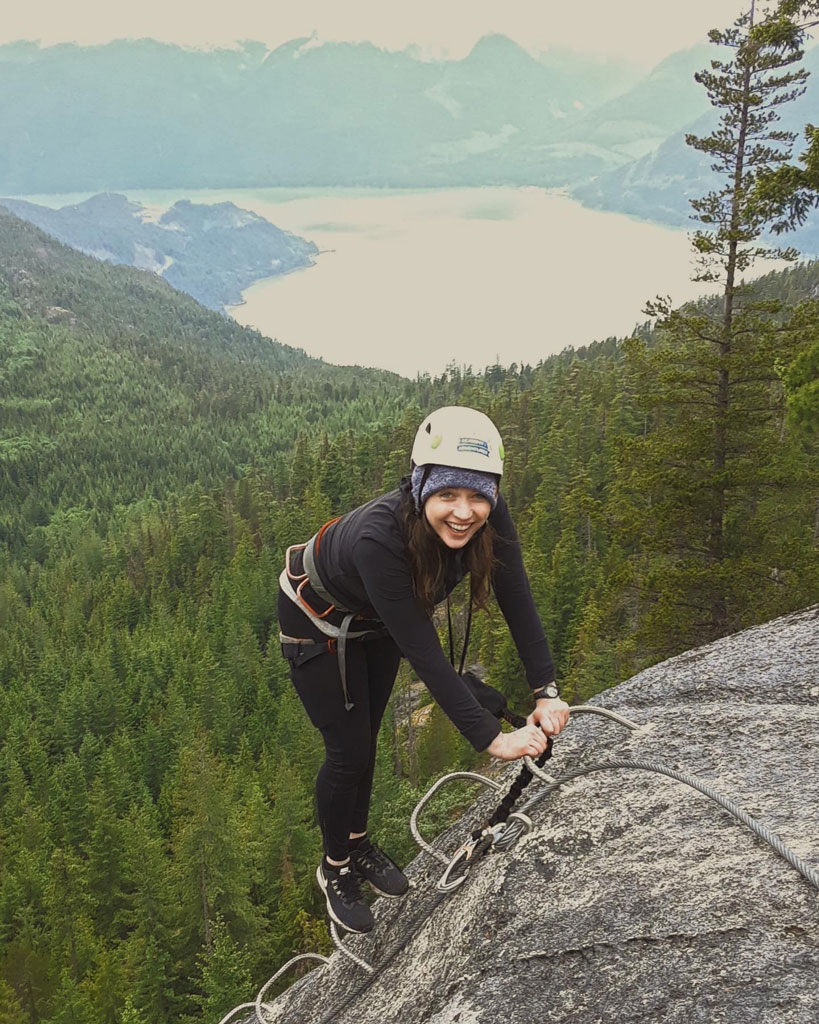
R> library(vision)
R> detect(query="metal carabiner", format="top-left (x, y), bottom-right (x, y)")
top-left (437, 841), bottom-right (473, 893)
top-left (436, 826), bottom-right (501, 893)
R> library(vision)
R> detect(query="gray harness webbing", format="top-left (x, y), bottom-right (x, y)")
top-left (279, 532), bottom-right (386, 711)
top-left (303, 532), bottom-right (351, 610)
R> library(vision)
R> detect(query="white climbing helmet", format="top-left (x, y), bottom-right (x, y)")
top-left (410, 406), bottom-right (505, 477)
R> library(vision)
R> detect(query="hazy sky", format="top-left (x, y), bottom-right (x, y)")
top-left (6, 0), bottom-right (757, 64)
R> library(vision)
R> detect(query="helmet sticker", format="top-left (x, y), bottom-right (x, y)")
top-left (431, 434), bottom-right (442, 449)
top-left (457, 437), bottom-right (490, 457)
top-left (498, 443), bottom-right (505, 461)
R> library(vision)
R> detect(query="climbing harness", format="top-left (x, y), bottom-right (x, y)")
top-left (280, 523), bottom-right (478, 713)
top-left (225, 699), bottom-right (819, 1024)
top-left (279, 522), bottom-right (387, 710)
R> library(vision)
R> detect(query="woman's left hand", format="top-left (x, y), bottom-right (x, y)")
top-left (528, 698), bottom-right (570, 737)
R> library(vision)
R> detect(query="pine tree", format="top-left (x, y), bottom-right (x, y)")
top-left (752, 1), bottom-right (819, 234)
top-left (192, 916), bottom-right (253, 1024)
top-left (0, 979), bottom-right (25, 1022)
top-left (760, 3), bottom-right (819, 436)
top-left (415, 704), bottom-right (459, 781)
top-left (620, 1), bottom-right (819, 652)
top-left (120, 802), bottom-right (181, 1024)
top-left (170, 733), bottom-right (242, 954)
top-left (782, 298), bottom-right (819, 430)
top-left (119, 996), bottom-right (149, 1024)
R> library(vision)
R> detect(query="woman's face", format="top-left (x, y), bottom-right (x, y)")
top-left (423, 488), bottom-right (492, 549)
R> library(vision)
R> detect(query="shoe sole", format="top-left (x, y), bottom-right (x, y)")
top-left (315, 865), bottom-right (374, 934)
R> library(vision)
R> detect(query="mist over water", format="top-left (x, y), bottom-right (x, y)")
top-left (26, 186), bottom-right (754, 376)
top-left (222, 186), bottom-right (724, 376)
top-left (224, 186), bottom-right (728, 376)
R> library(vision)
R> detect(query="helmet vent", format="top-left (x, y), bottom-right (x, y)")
top-left (425, 423), bottom-right (431, 433)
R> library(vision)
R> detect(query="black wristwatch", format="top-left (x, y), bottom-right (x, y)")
top-left (533, 683), bottom-right (560, 700)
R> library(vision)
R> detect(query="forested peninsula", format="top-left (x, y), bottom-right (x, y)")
top-left (1, 198), bottom-right (818, 1021)
top-left (0, 194), bottom-right (319, 313)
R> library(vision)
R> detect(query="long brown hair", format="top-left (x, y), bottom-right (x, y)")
top-left (402, 490), bottom-right (497, 617)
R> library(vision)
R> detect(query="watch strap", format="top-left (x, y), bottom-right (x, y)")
top-left (533, 683), bottom-right (560, 700)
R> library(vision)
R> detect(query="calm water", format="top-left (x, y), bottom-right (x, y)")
top-left (23, 186), bottom-right (749, 377)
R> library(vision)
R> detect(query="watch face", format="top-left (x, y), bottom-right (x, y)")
top-left (545, 684), bottom-right (559, 698)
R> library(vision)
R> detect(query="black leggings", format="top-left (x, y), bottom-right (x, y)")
top-left (277, 589), bottom-right (402, 861)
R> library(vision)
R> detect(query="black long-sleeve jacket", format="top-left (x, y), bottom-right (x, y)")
top-left (312, 481), bottom-right (555, 751)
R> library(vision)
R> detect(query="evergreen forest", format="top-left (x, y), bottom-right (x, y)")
top-left (1, 6), bottom-right (819, 1020)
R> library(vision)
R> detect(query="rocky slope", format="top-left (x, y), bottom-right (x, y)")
top-left (258, 605), bottom-right (819, 1023)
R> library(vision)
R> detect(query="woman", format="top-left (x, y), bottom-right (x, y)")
top-left (277, 406), bottom-right (569, 934)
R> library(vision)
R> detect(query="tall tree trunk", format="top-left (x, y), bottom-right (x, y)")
top-left (711, 3), bottom-right (756, 637)
top-left (200, 857), bottom-right (211, 952)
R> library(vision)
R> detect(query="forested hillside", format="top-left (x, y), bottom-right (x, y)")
top-left (1, 210), bottom-right (818, 1022)
top-left (0, 209), bottom-right (414, 556)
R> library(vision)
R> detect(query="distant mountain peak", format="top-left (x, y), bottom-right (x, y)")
top-left (262, 36), bottom-right (316, 64)
top-left (465, 34), bottom-right (534, 65)
top-left (160, 199), bottom-right (266, 231)
top-left (74, 192), bottom-right (136, 213)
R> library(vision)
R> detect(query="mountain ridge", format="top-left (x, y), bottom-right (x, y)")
top-left (571, 45), bottom-right (819, 254)
top-left (0, 192), bottom-right (319, 311)
top-left (0, 207), bottom-right (411, 552)
top-left (0, 35), bottom-right (649, 193)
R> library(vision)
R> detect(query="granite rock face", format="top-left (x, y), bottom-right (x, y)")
top-left (263, 606), bottom-right (819, 1024)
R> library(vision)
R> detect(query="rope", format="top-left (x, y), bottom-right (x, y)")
top-left (446, 595), bottom-right (472, 675)
top-left (307, 886), bottom-right (451, 1024)
top-left (252, 954), bottom-right (330, 1024)
top-left (478, 736), bottom-right (552, 833)
top-left (329, 922), bottom-right (374, 974)
top-left (289, 753), bottom-right (819, 1024)
top-left (410, 772), bottom-right (504, 864)
top-left (476, 704), bottom-right (642, 838)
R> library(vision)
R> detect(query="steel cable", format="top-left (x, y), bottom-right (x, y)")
top-left (520, 756), bottom-right (819, 891)
top-left (220, 704), bottom-right (817, 1024)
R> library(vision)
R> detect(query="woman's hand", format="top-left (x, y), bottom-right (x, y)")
top-left (486, 724), bottom-right (551, 761)
top-left (528, 698), bottom-right (570, 737)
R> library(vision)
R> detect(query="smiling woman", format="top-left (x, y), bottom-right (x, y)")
top-left (423, 488), bottom-right (492, 546)
top-left (276, 404), bottom-right (569, 934)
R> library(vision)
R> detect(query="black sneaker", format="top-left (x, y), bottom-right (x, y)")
top-left (316, 859), bottom-right (375, 933)
top-left (349, 838), bottom-right (410, 898)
